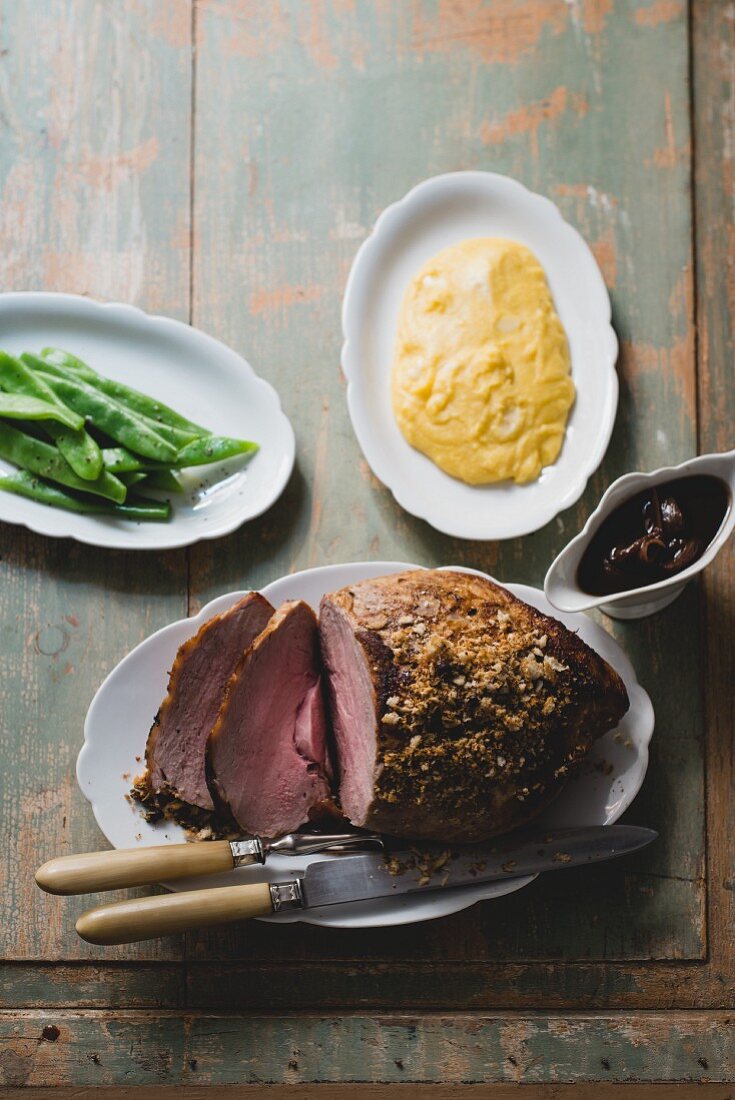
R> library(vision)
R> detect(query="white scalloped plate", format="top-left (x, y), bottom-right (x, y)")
top-left (341, 172), bottom-right (619, 540)
top-left (77, 562), bottom-right (654, 929)
top-left (0, 293), bottom-right (295, 549)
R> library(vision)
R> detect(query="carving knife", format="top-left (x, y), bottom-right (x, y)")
top-left (35, 831), bottom-right (383, 895)
top-left (74, 824), bottom-right (656, 944)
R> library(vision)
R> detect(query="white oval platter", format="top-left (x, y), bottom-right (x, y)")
top-left (341, 172), bottom-right (619, 540)
top-left (77, 561), bottom-right (654, 929)
top-left (0, 292), bottom-right (295, 549)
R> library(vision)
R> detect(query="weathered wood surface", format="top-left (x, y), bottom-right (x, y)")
top-left (7, 1090), bottom-right (735, 1100)
top-left (0, 1012), bottom-right (732, 1088)
top-left (0, 0), bottom-right (733, 1088)
top-left (0, 0), bottom-right (192, 964)
top-left (188, 0), bottom-right (703, 968)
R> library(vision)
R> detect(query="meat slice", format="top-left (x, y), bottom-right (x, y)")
top-left (145, 593), bottom-right (275, 811)
top-left (319, 569), bottom-right (629, 843)
top-left (207, 600), bottom-right (332, 835)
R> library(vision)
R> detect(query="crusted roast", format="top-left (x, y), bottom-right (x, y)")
top-left (319, 569), bottom-right (629, 842)
top-left (144, 593), bottom-right (275, 812)
top-left (206, 600), bottom-right (332, 836)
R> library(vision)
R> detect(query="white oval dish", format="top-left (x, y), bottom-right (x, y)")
top-left (0, 293), bottom-right (295, 550)
top-left (341, 172), bottom-right (619, 540)
top-left (77, 561), bottom-right (654, 929)
top-left (544, 450), bottom-right (735, 620)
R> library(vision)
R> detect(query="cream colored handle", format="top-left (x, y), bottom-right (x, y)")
top-left (35, 840), bottom-right (235, 895)
top-left (76, 881), bottom-right (274, 944)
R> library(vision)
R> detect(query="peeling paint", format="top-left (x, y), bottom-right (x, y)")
top-left (479, 86), bottom-right (588, 155)
top-left (411, 0), bottom-right (567, 65)
top-left (76, 137), bottom-right (160, 191)
top-left (634, 0), bottom-right (684, 28)
top-left (249, 284), bottom-right (324, 315)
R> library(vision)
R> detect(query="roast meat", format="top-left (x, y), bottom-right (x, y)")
top-left (319, 569), bottom-right (629, 842)
top-left (206, 600), bottom-right (332, 835)
top-left (145, 592), bottom-right (275, 811)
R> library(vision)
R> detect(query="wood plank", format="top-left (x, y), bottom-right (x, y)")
top-left (185, 957), bottom-right (730, 1012)
top-left (0, 1011), bottom-right (731, 1088)
top-left (10, 1088), bottom-right (735, 1100)
top-left (0, 964), bottom-right (184, 1009)
top-left (188, 0), bottom-right (703, 966)
top-left (0, 0), bottom-right (192, 962)
top-left (692, 0), bottom-right (735, 1002)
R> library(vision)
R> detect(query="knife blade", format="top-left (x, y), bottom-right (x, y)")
top-left (75, 825), bottom-right (656, 944)
top-left (301, 824), bottom-right (656, 909)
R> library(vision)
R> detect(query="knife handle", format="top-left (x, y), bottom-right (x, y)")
top-left (75, 882), bottom-right (274, 944)
top-left (35, 840), bottom-right (234, 895)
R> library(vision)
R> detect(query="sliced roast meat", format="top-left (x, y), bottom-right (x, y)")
top-left (145, 592), bottom-right (275, 811)
top-left (207, 600), bottom-right (332, 835)
top-left (319, 569), bottom-right (630, 843)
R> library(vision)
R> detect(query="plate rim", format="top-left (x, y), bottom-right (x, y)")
top-left (77, 560), bottom-right (654, 929)
top-left (0, 291), bottom-right (295, 550)
top-left (341, 170), bottom-right (619, 540)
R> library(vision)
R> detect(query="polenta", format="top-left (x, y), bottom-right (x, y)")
top-left (391, 238), bottom-right (575, 485)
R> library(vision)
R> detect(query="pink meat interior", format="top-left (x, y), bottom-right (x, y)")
top-left (209, 601), bottom-right (331, 835)
top-left (318, 599), bottom-right (377, 826)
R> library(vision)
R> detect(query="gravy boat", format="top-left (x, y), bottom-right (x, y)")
top-left (544, 450), bottom-right (735, 620)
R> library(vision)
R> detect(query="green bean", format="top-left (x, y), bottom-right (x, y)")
top-left (0, 352), bottom-right (82, 427)
top-left (0, 423), bottom-right (127, 503)
top-left (0, 471), bottom-right (170, 521)
top-left (28, 369), bottom-right (179, 462)
top-left (141, 469), bottom-right (184, 493)
top-left (39, 348), bottom-right (206, 436)
top-left (0, 351), bottom-right (103, 479)
top-left (44, 422), bottom-right (104, 480)
top-left (0, 393), bottom-right (83, 430)
top-left (118, 471), bottom-right (149, 489)
top-left (101, 447), bottom-right (160, 474)
top-left (174, 435), bottom-right (258, 467)
top-left (37, 348), bottom-right (97, 381)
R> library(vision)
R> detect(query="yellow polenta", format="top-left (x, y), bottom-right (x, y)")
top-left (391, 238), bottom-right (575, 485)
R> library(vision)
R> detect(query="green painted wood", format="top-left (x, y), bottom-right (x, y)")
top-left (0, 1011), bottom-right (731, 1087)
top-left (0, 964), bottom-right (185, 1009)
top-left (0, 0), bottom-right (192, 962)
top-left (1, 5), bottom-right (732, 1087)
top-left (187, 0), bottom-right (703, 964)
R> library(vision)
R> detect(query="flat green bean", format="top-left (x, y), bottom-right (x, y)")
top-left (39, 348), bottom-right (206, 436)
top-left (0, 423), bottom-right (127, 503)
top-left (44, 422), bottom-right (104, 480)
top-left (29, 369), bottom-right (179, 462)
top-left (174, 435), bottom-right (258, 467)
top-left (142, 469), bottom-right (184, 493)
top-left (0, 351), bottom-right (102, 479)
top-left (0, 392), bottom-right (83, 430)
top-left (118, 471), bottom-right (149, 489)
top-left (0, 470), bottom-right (170, 521)
top-left (101, 447), bottom-right (163, 474)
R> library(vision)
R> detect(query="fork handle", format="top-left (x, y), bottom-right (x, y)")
top-left (35, 840), bottom-right (235, 895)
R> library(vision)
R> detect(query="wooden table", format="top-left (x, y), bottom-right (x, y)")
top-left (0, 1), bottom-right (733, 1092)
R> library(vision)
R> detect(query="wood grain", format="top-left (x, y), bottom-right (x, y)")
top-left (4, 1088), bottom-right (733, 1100)
top-left (0, 0), bottom-right (734, 1088)
top-left (186, 0), bottom-right (704, 966)
top-left (0, 1011), bottom-right (731, 1088)
top-left (692, 0), bottom-right (735, 1022)
top-left (0, 0), bottom-right (193, 962)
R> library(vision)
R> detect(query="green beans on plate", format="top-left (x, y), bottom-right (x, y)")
top-left (0, 470), bottom-right (171, 521)
top-left (0, 350), bottom-right (104, 480)
top-left (0, 348), bottom-right (258, 524)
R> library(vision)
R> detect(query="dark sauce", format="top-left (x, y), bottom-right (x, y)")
top-left (578, 474), bottom-right (730, 596)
